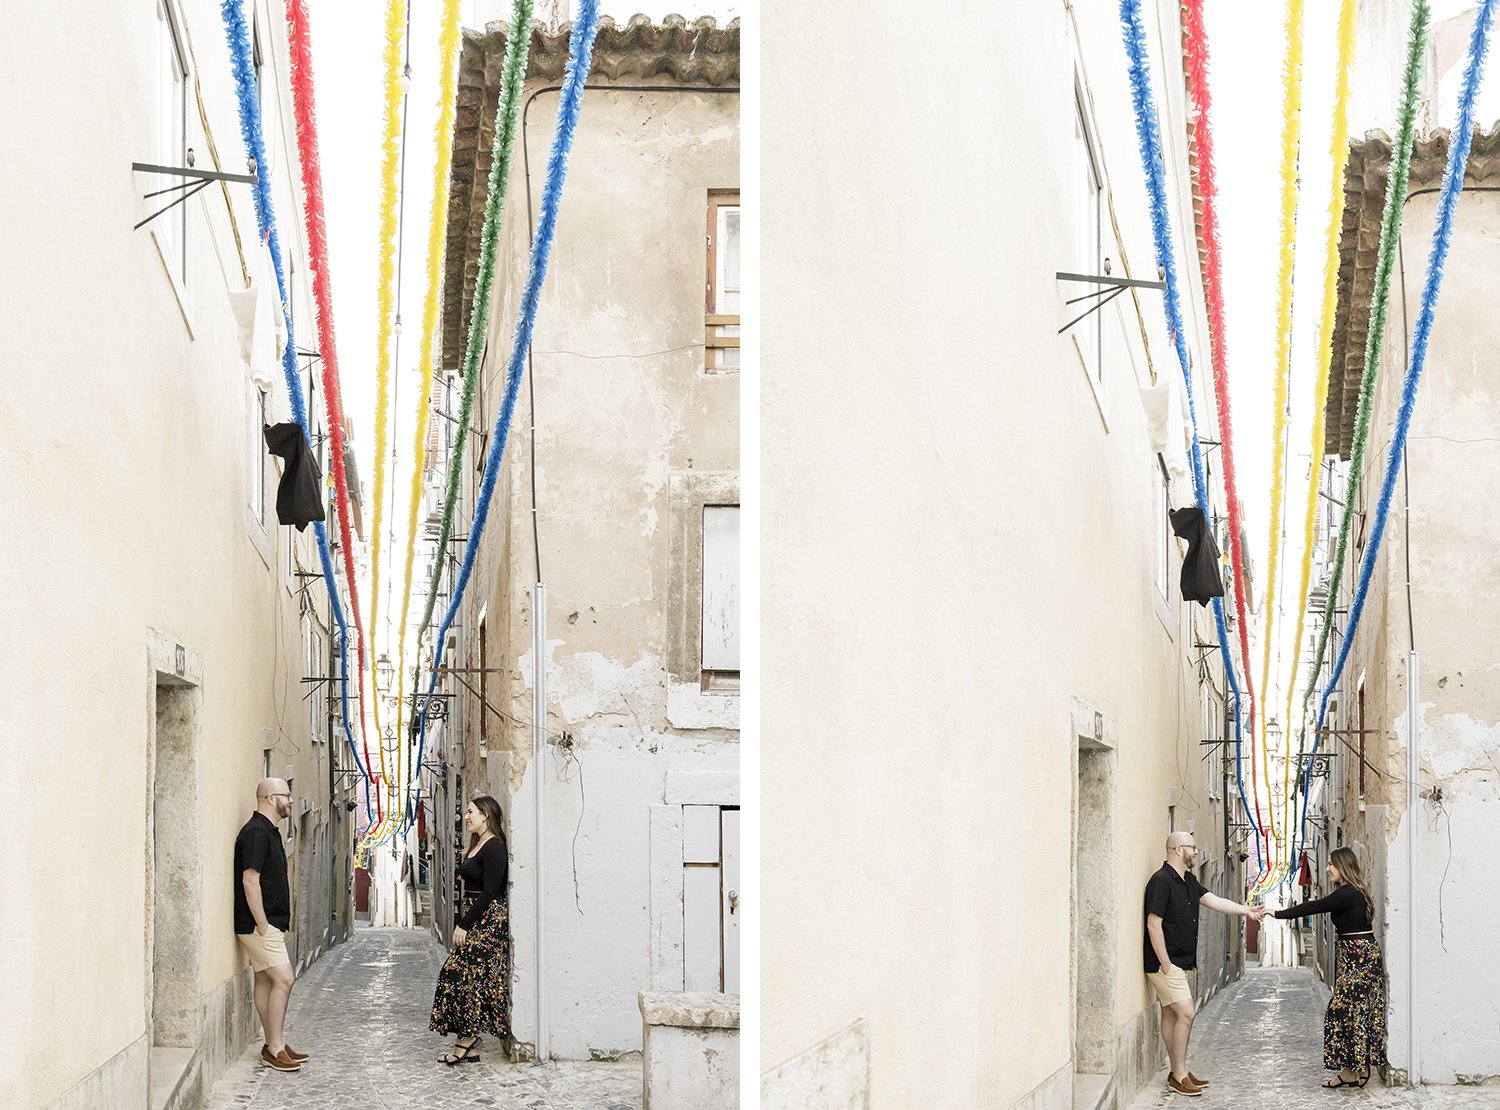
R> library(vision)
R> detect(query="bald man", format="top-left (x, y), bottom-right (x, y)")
top-left (1144, 831), bottom-right (1266, 1096)
top-left (234, 778), bottom-right (307, 1072)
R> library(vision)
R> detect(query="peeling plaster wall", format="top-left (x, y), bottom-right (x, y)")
top-left (452, 77), bottom-right (739, 1058)
top-left (1329, 189), bottom-right (1500, 1082)
top-left (0, 1), bottom-right (352, 1103)
top-left (763, 1), bottom-right (1242, 1106)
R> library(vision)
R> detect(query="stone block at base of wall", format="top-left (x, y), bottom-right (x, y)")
top-left (1006, 1061), bottom-right (1071, 1109)
top-left (46, 967), bottom-right (254, 1110)
top-left (48, 1034), bottom-right (150, 1110)
top-left (761, 1018), bottom-right (869, 1109)
top-left (640, 991), bottom-right (739, 1108)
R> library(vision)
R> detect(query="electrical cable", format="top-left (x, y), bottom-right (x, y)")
top-left (285, 0), bottom-right (377, 816)
top-left (1255, 0), bottom-right (1307, 880)
top-left (1181, 0), bottom-right (1263, 878)
top-left (409, 0), bottom-right (603, 827)
top-left (1290, 0), bottom-right (1432, 892)
top-left (1298, 0), bottom-right (1499, 880)
top-left (219, 0), bottom-right (368, 794)
top-left (1120, 0), bottom-right (1256, 873)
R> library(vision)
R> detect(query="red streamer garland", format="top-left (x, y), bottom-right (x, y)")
top-left (1182, 0), bottom-right (1264, 857)
top-left (285, 0), bottom-right (378, 813)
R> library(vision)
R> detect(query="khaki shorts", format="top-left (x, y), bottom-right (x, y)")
top-left (237, 927), bottom-right (291, 973)
top-left (1146, 965), bottom-right (1194, 1006)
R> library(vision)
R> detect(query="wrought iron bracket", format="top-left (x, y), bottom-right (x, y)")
top-left (1056, 270), bottom-right (1166, 335)
top-left (132, 161), bottom-right (258, 231)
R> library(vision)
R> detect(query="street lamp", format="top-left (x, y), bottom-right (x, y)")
top-left (376, 653), bottom-right (394, 693)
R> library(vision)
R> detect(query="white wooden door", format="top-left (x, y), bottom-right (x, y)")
top-left (683, 805), bottom-right (722, 991)
top-left (721, 808), bottom-right (740, 993)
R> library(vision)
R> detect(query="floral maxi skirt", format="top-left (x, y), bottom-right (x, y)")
top-left (1324, 937), bottom-right (1388, 1073)
top-left (430, 898), bottom-right (512, 1039)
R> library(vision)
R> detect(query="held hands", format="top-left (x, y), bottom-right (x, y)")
top-left (1248, 904), bottom-right (1272, 921)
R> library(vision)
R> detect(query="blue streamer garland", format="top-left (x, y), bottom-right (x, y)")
top-left (405, 0), bottom-right (603, 831)
top-left (1295, 0), bottom-right (1499, 876)
top-left (221, 0), bottom-right (372, 813)
top-left (1119, 0), bottom-right (1262, 872)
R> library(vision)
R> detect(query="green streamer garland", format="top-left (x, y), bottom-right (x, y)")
top-left (1297, 0), bottom-right (1431, 742)
top-left (417, 0), bottom-right (535, 646)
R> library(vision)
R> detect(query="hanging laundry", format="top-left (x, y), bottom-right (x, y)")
top-left (264, 422), bottom-right (326, 530)
top-left (1169, 506), bottom-right (1224, 605)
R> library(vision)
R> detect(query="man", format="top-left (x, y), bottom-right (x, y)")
top-left (234, 778), bottom-right (309, 1072)
top-left (1144, 831), bottom-right (1266, 1096)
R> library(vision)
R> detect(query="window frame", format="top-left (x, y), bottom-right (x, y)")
top-left (705, 190), bottom-right (740, 373)
top-left (154, 0), bottom-right (190, 288)
top-left (699, 503), bottom-right (740, 692)
top-left (1072, 91), bottom-right (1104, 385)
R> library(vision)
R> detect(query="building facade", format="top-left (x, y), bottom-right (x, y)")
top-left (762, 1), bottom-right (1251, 1106)
top-left (0, 1), bottom-right (359, 1104)
top-left (1314, 118), bottom-right (1500, 1084)
top-left (420, 15), bottom-right (740, 1062)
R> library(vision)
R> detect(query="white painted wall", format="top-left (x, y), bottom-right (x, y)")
top-left (0, 0), bottom-right (352, 1103)
top-left (762, 1), bottom-right (1241, 1105)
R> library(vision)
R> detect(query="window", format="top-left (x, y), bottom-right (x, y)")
top-left (1154, 457), bottom-right (1171, 601)
top-left (701, 505), bottom-right (739, 692)
top-left (308, 623), bottom-right (325, 743)
top-left (156, 0), bottom-right (189, 284)
top-left (1073, 96), bottom-right (1103, 381)
top-left (706, 192), bottom-right (740, 371)
top-left (250, 386), bottom-right (267, 526)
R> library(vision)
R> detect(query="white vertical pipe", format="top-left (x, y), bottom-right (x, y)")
top-left (533, 583), bottom-right (548, 1062)
top-left (1407, 649), bottom-right (1419, 1086)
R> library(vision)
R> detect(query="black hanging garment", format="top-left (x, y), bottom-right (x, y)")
top-left (1168, 506), bottom-right (1225, 606)
top-left (264, 421), bottom-right (326, 531)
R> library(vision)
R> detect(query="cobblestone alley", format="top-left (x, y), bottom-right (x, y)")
top-left (203, 928), bottom-right (640, 1109)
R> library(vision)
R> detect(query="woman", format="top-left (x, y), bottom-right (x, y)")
top-left (1272, 846), bottom-right (1387, 1088)
top-left (430, 796), bottom-right (513, 1064)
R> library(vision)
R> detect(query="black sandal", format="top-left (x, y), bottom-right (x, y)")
top-left (440, 1036), bottom-right (482, 1065)
top-left (1322, 1073), bottom-right (1363, 1088)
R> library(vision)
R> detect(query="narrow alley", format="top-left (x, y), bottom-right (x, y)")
top-left (1125, 968), bottom-right (1500, 1107)
top-left (203, 929), bottom-right (640, 1110)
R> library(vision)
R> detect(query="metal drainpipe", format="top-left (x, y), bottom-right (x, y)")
top-left (1406, 650), bottom-right (1419, 1085)
top-left (533, 583), bottom-right (548, 1061)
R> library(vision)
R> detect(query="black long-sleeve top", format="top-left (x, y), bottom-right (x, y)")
top-left (1273, 883), bottom-right (1372, 936)
top-left (456, 836), bottom-right (508, 930)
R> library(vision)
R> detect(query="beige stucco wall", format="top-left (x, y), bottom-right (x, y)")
top-left (762, 1), bottom-right (1242, 1105)
top-left (1328, 186), bottom-right (1500, 1083)
top-left (0, 0), bottom-right (351, 1103)
top-left (446, 75), bottom-right (739, 1057)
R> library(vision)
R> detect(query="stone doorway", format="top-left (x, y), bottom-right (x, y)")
top-left (145, 635), bottom-right (203, 1107)
top-left (1072, 701), bottom-right (1117, 1105)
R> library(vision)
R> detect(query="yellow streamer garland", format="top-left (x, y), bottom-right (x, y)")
top-left (1257, 0), bottom-right (1304, 876)
top-left (368, 0), bottom-right (406, 819)
top-left (394, 0), bottom-right (465, 792)
top-left (1277, 0), bottom-right (1360, 888)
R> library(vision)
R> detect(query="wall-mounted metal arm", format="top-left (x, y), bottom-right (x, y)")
top-left (1055, 271), bottom-right (1167, 336)
top-left (132, 161), bottom-right (258, 231)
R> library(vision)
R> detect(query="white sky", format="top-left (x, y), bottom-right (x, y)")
top-left (1206, 0), bottom-right (1495, 713)
top-left (302, 0), bottom-right (738, 645)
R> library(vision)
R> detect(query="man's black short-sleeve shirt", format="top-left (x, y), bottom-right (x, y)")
top-left (1143, 862), bottom-right (1208, 972)
top-left (234, 812), bottom-right (290, 934)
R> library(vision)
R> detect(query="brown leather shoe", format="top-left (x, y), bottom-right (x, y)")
top-left (282, 1043), bottom-right (310, 1062)
top-left (260, 1045), bottom-right (301, 1072)
top-left (1188, 1072), bottom-right (1210, 1087)
top-left (1166, 1073), bottom-right (1202, 1096)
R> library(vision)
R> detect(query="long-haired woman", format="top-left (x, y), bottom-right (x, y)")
top-left (1272, 846), bottom-right (1387, 1088)
top-left (430, 795), bottom-right (513, 1064)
